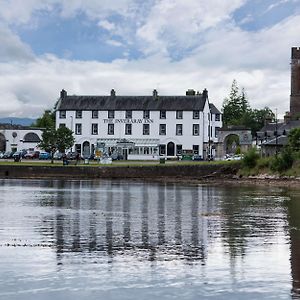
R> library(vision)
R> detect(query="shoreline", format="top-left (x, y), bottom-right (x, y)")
top-left (0, 162), bottom-right (299, 187)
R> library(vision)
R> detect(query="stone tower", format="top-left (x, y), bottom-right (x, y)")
top-left (290, 47), bottom-right (300, 117)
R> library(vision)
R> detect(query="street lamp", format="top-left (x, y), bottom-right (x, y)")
top-left (70, 116), bottom-right (74, 153)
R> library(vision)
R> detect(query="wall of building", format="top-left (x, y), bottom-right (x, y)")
top-left (56, 102), bottom-right (221, 158)
top-left (0, 129), bottom-right (42, 152)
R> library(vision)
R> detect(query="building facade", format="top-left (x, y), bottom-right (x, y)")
top-left (0, 124), bottom-right (42, 153)
top-left (55, 89), bottom-right (222, 160)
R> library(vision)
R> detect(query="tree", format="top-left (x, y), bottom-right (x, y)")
top-left (32, 110), bottom-right (55, 128)
top-left (222, 80), bottom-right (274, 136)
top-left (56, 126), bottom-right (75, 153)
top-left (222, 80), bottom-right (250, 126)
top-left (39, 126), bottom-right (74, 163)
top-left (288, 128), bottom-right (300, 152)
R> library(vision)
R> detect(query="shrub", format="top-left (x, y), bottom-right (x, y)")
top-left (270, 147), bottom-right (294, 172)
top-left (256, 157), bottom-right (272, 170)
top-left (242, 148), bottom-right (260, 169)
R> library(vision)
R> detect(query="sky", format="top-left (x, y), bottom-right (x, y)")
top-left (0, 0), bottom-right (299, 118)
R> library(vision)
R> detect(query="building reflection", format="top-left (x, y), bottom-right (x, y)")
top-left (286, 192), bottom-right (300, 299)
top-left (37, 181), bottom-right (219, 265)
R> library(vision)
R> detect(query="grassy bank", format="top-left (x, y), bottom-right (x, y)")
top-left (238, 151), bottom-right (300, 177)
top-left (0, 159), bottom-right (235, 168)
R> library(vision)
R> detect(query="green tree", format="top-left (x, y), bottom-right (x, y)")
top-left (288, 128), bottom-right (300, 152)
top-left (39, 127), bottom-right (74, 163)
top-left (222, 80), bottom-right (274, 136)
top-left (222, 80), bottom-right (250, 126)
top-left (32, 110), bottom-right (55, 128)
top-left (56, 126), bottom-right (75, 153)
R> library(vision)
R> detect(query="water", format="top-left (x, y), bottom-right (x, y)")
top-left (0, 179), bottom-right (299, 299)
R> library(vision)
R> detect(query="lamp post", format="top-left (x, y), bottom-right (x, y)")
top-left (70, 116), bottom-right (73, 153)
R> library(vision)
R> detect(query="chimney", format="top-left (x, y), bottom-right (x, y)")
top-left (202, 88), bottom-right (208, 99)
top-left (60, 89), bottom-right (67, 99)
top-left (153, 89), bottom-right (158, 98)
top-left (186, 89), bottom-right (196, 96)
top-left (111, 89), bottom-right (116, 97)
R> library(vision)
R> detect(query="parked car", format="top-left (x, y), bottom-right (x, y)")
top-left (192, 155), bottom-right (203, 161)
top-left (0, 152), bottom-right (4, 159)
top-left (12, 151), bottom-right (22, 158)
top-left (3, 151), bottom-right (13, 159)
top-left (53, 152), bottom-right (63, 160)
top-left (39, 152), bottom-right (51, 160)
top-left (24, 151), bottom-right (40, 159)
top-left (20, 149), bottom-right (28, 158)
top-left (66, 152), bottom-right (77, 160)
top-left (111, 152), bottom-right (124, 160)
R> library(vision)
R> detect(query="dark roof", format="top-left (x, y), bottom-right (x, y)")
top-left (261, 135), bottom-right (288, 146)
top-left (259, 120), bottom-right (300, 132)
top-left (57, 94), bottom-right (207, 111)
top-left (209, 103), bottom-right (221, 114)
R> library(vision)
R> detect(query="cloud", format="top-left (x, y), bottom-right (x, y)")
top-left (98, 20), bottom-right (116, 32)
top-left (0, 26), bottom-right (34, 62)
top-left (106, 40), bottom-right (123, 47)
top-left (136, 0), bottom-right (247, 55)
top-left (0, 0), bottom-right (299, 119)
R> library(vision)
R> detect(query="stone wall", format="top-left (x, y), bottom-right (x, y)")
top-left (0, 163), bottom-right (240, 180)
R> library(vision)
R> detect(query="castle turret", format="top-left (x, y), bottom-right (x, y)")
top-left (290, 47), bottom-right (300, 117)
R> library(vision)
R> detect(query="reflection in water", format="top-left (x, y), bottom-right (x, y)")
top-left (0, 179), bottom-right (297, 299)
top-left (286, 191), bottom-right (300, 299)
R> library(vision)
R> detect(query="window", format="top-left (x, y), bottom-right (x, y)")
top-left (76, 110), bottom-right (82, 118)
top-left (143, 110), bottom-right (150, 119)
top-left (143, 124), bottom-right (150, 135)
top-left (176, 145), bottom-right (182, 155)
top-left (215, 114), bottom-right (220, 121)
top-left (160, 110), bottom-right (166, 119)
top-left (193, 110), bottom-right (199, 119)
top-left (92, 110), bottom-right (98, 119)
top-left (75, 124), bottom-right (82, 135)
top-left (193, 145), bottom-right (199, 155)
top-left (92, 123), bottom-right (98, 135)
top-left (176, 110), bottom-right (183, 119)
top-left (159, 124), bottom-right (166, 135)
top-left (108, 124), bottom-right (114, 135)
top-left (125, 110), bottom-right (132, 119)
top-left (193, 124), bottom-right (199, 136)
top-left (215, 127), bottom-right (220, 137)
top-left (59, 123), bottom-right (66, 128)
top-left (108, 110), bottom-right (114, 119)
top-left (59, 110), bottom-right (66, 119)
top-left (125, 124), bottom-right (132, 135)
top-left (176, 124), bottom-right (183, 135)
top-left (159, 145), bottom-right (166, 155)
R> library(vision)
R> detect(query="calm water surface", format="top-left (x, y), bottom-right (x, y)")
top-left (0, 179), bottom-right (299, 299)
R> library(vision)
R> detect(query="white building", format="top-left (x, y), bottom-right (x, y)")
top-left (55, 89), bottom-right (222, 160)
top-left (0, 124), bottom-right (42, 153)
